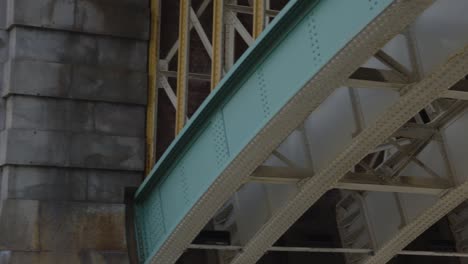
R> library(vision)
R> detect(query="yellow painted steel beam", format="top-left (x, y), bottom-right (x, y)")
top-left (253, 0), bottom-right (266, 39)
top-left (145, 0), bottom-right (161, 174)
top-left (211, 0), bottom-right (224, 90)
top-left (175, 0), bottom-right (191, 135)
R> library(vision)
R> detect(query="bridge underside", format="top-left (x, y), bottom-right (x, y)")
top-left (137, 0), bottom-right (468, 264)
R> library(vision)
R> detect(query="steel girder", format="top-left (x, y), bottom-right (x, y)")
top-left (230, 44), bottom-right (468, 264)
top-left (134, 0), bottom-right (434, 263)
top-left (363, 179), bottom-right (468, 263)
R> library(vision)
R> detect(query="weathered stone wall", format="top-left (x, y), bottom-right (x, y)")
top-left (0, 0), bottom-right (149, 263)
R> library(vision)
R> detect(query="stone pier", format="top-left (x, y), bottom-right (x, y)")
top-left (0, 1), bottom-right (149, 263)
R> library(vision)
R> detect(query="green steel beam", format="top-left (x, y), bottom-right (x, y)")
top-left (133, 0), bottom-right (430, 263)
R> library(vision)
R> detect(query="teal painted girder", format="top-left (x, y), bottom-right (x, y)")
top-left (134, 0), bottom-right (394, 263)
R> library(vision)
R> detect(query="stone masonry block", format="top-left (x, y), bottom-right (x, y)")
top-left (0, 199), bottom-right (40, 250)
top-left (1, 252), bottom-right (81, 264)
top-left (2, 165), bottom-right (87, 201)
top-left (0, 168), bottom-right (4, 200)
top-left (0, 30), bottom-right (8, 94)
top-left (69, 65), bottom-right (147, 104)
top-left (2, 165), bottom-right (141, 203)
top-left (9, 27), bottom-right (147, 71)
top-left (3, 59), bottom-right (147, 104)
top-left (1, 128), bottom-right (144, 170)
top-left (6, 95), bottom-right (145, 136)
top-left (0, 0), bottom-right (6, 29)
top-left (0, 174), bottom-right (2, 200)
top-left (3, 59), bottom-right (71, 98)
top-left (1, 129), bottom-right (69, 166)
top-left (0, 251), bottom-right (10, 264)
top-left (0, 67), bottom-right (4, 97)
top-left (0, 30), bottom-right (7, 63)
top-left (97, 0), bottom-right (148, 7)
top-left (4, 250), bottom-right (130, 264)
top-left (6, 95), bottom-right (94, 132)
top-left (0, 99), bottom-right (5, 131)
top-left (6, 0), bottom-right (149, 39)
top-left (39, 202), bottom-right (127, 251)
top-left (75, 0), bottom-right (149, 39)
top-left (69, 133), bottom-right (144, 170)
top-left (94, 102), bottom-right (145, 137)
top-left (7, 0), bottom-right (75, 29)
top-left (87, 170), bottom-right (141, 203)
top-left (81, 250), bottom-right (130, 264)
top-left (0, 130), bottom-right (6, 164)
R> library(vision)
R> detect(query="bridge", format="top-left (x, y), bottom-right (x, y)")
top-left (133, 0), bottom-right (468, 263)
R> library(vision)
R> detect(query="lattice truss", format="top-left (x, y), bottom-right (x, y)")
top-left (142, 0), bottom-right (468, 263)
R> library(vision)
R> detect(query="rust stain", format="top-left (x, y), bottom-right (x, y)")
top-left (81, 207), bottom-right (127, 251)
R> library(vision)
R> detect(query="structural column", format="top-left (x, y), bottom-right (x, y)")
top-left (253, 0), bottom-right (266, 39)
top-left (0, 1), bottom-right (150, 263)
top-left (176, 0), bottom-right (191, 135)
top-left (146, 0), bottom-right (162, 173)
top-left (211, 0), bottom-right (224, 90)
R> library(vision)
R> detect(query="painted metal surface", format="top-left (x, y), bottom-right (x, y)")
top-left (231, 42), bottom-right (467, 264)
top-left (133, 0), bottom-right (413, 263)
top-left (365, 173), bottom-right (468, 264)
top-left (175, 0), bottom-right (191, 135)
top-left (362, 47), bottom-right (468, 264)
top-left (145, 0), bottom-right (161, 174)
top-left (211, 0), bottom-right (224, 90)
top-left (253, 0), bottom-right (266, 39)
